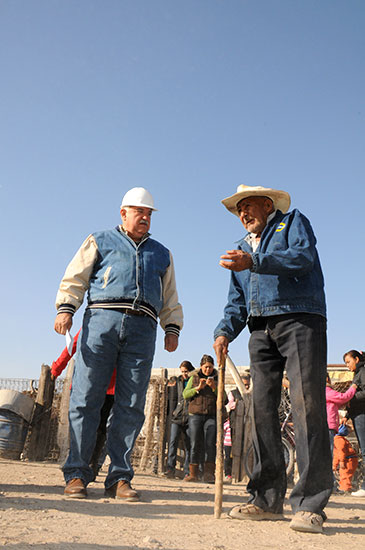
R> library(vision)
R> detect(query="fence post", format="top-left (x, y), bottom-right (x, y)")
top-left (157, 368), bottom-right (168, 474)
top-left (140, 380), bottom-right (159, 470)
top-left (57, 359), bottom-right (74, 464)
top-left (25, 364), bottom-right (55, 461)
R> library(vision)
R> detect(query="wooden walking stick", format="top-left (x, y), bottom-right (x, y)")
top-left (214, 353), bottom-right (250, 518)
top-left (214, 354), bottom-right (226, 519)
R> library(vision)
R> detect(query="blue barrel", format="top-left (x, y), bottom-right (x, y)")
top-left (0, 409), bottom-right (30, 459)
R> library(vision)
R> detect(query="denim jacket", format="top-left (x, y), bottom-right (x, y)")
top-left (88, 228), bottom-right (170, 314)
top-left (214, 209), bottom-right (326, 342)
top-left (56, 227), bottom-right (183, 333)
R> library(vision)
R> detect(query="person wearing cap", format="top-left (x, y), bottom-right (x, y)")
top-left (54, 187), bottom-right (183, 500)
top-left (213, 184), bottom-right (332, 533)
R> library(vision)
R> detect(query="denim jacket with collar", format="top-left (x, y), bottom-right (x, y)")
top-left (56, 226), bottom-right (183, 333)
top-left (214, 209), bottom-right (326, 342)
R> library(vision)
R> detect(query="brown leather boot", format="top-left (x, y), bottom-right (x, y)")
top-left (203, 462), bottom-right (215, 483)
top-left (104, 480), bottom-right (139, 501)
top-left (184, 463), bottom-right (199, 482)
top-left (64, 478), bottom-right (87, 498)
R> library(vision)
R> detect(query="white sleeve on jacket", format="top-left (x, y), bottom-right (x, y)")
top-left (159, 251), bottom-right (184, 333)
top-left (55, 234), bottom-right (98, 313)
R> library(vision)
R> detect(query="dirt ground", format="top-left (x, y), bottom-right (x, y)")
top-left (0, 458), bottom-right (364, 550)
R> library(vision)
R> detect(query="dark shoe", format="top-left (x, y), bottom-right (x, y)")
top-left (64, 478), bottom-right (87, 499)
top-left (184, 463), bottom-right (199, 482)
top-left (104, 480), bottom-right (139, 501)
top-left (203, 462), bottom-right (215, 484)
top-left (163, 469), bottom-right (175, 479)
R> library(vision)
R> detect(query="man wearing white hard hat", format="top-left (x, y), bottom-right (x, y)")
top-left (213, 185), bottom-right (332, 533)
top-left (54, 187), bottom-right (183, 501)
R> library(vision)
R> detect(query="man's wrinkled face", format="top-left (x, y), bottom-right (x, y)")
top-left (237, 196), bottom-right (274, 236)
top-left (120, 206), bottom-right (152, 241)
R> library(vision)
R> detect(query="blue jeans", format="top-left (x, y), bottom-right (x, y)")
top-left (247, 313), bottom-right (333, 515)
top-left (328, 429), bottom-right (337, 457)
top-left (188, 414), bottom-right (216, 464)
top-left (62, 309), bottom-right (157, 488)
top-left (166, 422), bottom-right (190, 475)
top-left (353, 413), bottom-right (365, 489)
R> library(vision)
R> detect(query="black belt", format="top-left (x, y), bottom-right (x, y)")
top-left (248, 316), bottom-right (267, 333)
top-left (120, 307), bottom-right (149, 317)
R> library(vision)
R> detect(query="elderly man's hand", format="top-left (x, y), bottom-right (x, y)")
top-left (219, 250), bottom-right (253, 272)
top-left (54, 313), bottom-right (73, 335)
top-left (164, 333), bottom-right (178, 352)
top-left (213, 335), bottom-right (229, 366)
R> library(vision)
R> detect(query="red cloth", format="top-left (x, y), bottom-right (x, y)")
top-left (51, 329), bottom-right (116, 395)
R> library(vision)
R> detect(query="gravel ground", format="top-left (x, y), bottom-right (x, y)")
top-left (0, 458), bottom-right (364, 550)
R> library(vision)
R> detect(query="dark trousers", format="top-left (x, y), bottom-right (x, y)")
top-left (328, 428), bottom-right (337, 457)
top-left (224, 445), bottom-right (232, 477)
top-left (353, 413), bottom-right (365, 490)
top-left (166, 422), bottom-right (190, 476)
top-left (247, 313), bottom-right (333, 515)
top-left (188, 414), bottom-right (216, 464)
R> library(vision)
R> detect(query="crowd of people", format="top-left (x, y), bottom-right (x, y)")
top-left (164, 351), bottom-right (365, 498)
top-left (52, 183), bottom-right (365, 535)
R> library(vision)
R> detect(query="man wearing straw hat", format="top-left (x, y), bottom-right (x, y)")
top-left (213, 184), bottom-right (332, 534)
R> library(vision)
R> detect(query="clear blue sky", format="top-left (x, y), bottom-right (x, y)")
top-left (1, 1), bottom-right (364, 379)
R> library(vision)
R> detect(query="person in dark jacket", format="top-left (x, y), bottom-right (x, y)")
top-left (183, 354), bottom-right (218, 483)
top-left (213, 184), bottom-right (332, 533)
top-left (164, 360), bottom-right (195, 478)
top-left (343, 349), bottom-right (365, 496)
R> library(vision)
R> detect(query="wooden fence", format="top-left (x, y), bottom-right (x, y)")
top-left (1, 365), bottom-right (351, 475)
top-left (15, 363), bottom-right (170, 474)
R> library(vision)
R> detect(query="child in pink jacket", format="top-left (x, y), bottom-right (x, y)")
top-left (326, 373), bottom-right (357, 454)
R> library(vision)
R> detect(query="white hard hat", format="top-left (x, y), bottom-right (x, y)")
top-left (120, 187), bottom-right (157, 211)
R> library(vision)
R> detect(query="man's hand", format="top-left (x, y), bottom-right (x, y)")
top-left (213, 335), bottom-right (229, 366)
top-left (219, 250), bottom-right (253, 272)
top-left (54, 313), bottom-right (73, 335)
top-left (164, 333), bottom-right (178, 352)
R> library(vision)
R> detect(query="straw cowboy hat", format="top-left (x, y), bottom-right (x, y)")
top-left (221, 184), bottom-right (291, 216)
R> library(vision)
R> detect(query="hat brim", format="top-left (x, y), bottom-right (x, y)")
top-left (221, 188), bottom-right (291, 216)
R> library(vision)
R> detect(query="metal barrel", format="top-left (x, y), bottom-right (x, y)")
top-left (0, 409), bottom-right (30, 459)
top-left (0, 389), bottom-right (34, 460)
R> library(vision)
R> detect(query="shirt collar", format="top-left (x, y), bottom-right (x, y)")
top-left (118, 224), bottom-right (150, 243)
top-left (244, 210), bottom-right (277, 250)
